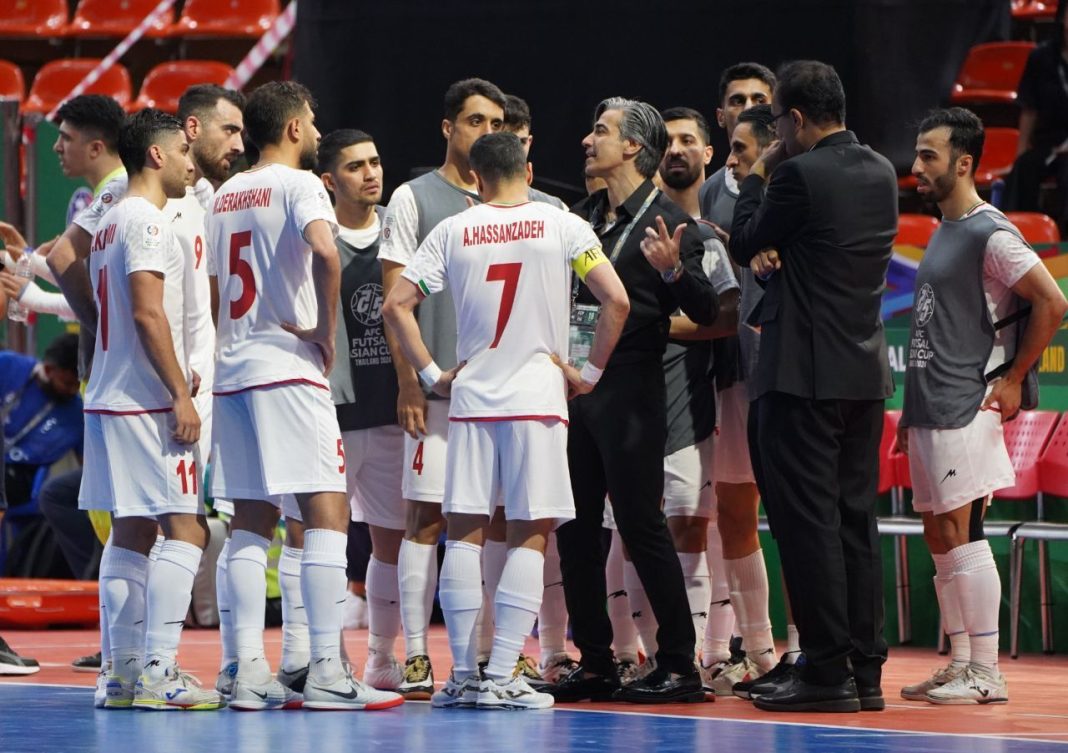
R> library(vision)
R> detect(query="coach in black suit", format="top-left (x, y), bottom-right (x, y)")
top-left (728, 61), bottom-right (897, 713)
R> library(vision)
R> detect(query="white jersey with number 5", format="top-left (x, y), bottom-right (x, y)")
top-left (401, 201), bottom-right (604, 422)
top-left (84, 196), bottom-right (187, 413)
top-left (206, 163), bottom-right (338, 394)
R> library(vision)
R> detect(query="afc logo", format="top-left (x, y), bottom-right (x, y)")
top-left (350, 283), bottom-right (383, 326)
top-left (915, 283), bottom-right (935, 327)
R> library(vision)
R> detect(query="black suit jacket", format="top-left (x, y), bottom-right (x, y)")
top-left (729, 130), bottom-right (896, 401)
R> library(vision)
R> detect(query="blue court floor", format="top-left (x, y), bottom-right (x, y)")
top-left (1, 683), bottom-right (1065, 753)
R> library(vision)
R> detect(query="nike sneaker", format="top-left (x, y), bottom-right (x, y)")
top-left (277, 664), bottom-right (310, 694)
top-left (477, 674), bottom-right (554, 710)
top-left (364, 655), bottom-right (404, 690)
top-left (229, 676), bottom-right (303, 711)
top-left (302, 666), bottom-right (404, 711)
top-left (397, 654), bottom-right (434, 700)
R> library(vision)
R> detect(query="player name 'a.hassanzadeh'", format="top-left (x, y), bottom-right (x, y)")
top-left (462, 218), bottom-right (545, 247)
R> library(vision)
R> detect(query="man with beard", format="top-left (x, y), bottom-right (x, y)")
top-left (206, 82), bottom-right (402, 712)
top-left (898, 108), bottom-right (1065, 705)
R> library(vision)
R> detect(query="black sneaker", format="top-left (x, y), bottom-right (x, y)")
top-left (733, 651), bottom-right (803, 700)
top-left (549, 663), bottom-right (621, 702)
top-left (0, 636), bottom-right (40, 676)
top-left (71, 651), bottom-right (102, 673)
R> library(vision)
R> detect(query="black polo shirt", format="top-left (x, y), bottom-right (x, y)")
top-left (572, 179), bottom-right (718, 367)
top-left (1018, 41), bottom-right (1068, 152)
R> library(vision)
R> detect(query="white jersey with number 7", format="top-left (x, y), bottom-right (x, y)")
top-left (401, 201), bottom-right (606, 422)
top-left (206, 163), bottom-right (339, 395)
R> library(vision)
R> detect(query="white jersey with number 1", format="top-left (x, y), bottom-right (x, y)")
top-left (206, 163), bottom-right (339, 394)
top-left (402, 201), bottom-right (605, 422)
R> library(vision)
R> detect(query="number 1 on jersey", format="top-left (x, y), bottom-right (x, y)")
top-left (96, 266), bottom-right (109, 351)
top-left (486, 262), bottom-right (522, 349)
top-left (229, 230), bottom-right (255, 319)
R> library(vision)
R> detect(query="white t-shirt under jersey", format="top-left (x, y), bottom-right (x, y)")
top-left (168, 178), bottom-right (216, 391)
top-left (402, 201), bottom-right (603, 422)
top-left (84, 196), bottom-right (188, 413)
top-left (73, 172), bottom-right (129, 238)
top-left (206, 163), bottom-right (339, 394)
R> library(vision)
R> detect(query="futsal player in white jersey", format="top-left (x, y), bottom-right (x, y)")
top-left (74, 109), bottom-right (224, 710)
top-left (384, 132), bottom-right (630, 709)
top-left (206, 81), bottom-right (402, 712)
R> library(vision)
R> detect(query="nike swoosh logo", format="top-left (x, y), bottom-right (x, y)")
top-left (249, 689), bottom-right (269, 700)
top-left (318, 686), bottom-right (360, 700)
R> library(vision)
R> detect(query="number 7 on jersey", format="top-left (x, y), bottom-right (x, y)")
top-left (485, 262), bottom-right (521, 349)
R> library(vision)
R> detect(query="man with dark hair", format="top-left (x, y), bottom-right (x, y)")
top-left (315, 128), bottom-right (407, 692)
top-left (383, 130), bottom-right (629, 710)
top-left (378, 77), bottom-right (506, 699)
top-left (206, 82), bottom-right (402, 713)
top-left (729, 60), bottom-right (897, 713)
top-left (898, 108), bottom-right (1066, 705)
top-left (503, 93), bottom-right (566, 212)
top-left (551, 97), bottom-right (718, 704)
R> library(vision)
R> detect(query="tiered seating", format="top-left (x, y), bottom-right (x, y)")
top-left (0, 60), bottom-right (26, 104)
top-left (950, 42), bottom-right (1035, 105)
top-left (131, 61), bottom-right (236, 113)
top-left (0, 0), bottom-right (68, 37)
top-left (1006, 211), bottom-right (1061, 244)
top-left (168, 0), bottom-right (280, 38)
top-left (64, 0), bottom-right (173, 38)
top-left (895, 213), bottom-right (940, 247)
top-left (22, 59), bottom-right (133, 114)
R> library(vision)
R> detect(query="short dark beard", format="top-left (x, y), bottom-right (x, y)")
top-left (659, 163), bottom-right (701, 191)
top-left (299, 146), bottom-right (318, 171)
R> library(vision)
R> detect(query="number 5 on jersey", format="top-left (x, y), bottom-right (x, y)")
top-left (229, 230), bottom-right (255, 319)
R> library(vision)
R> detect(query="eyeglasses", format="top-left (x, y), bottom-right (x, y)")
top-left (771, 110), bottom-right (789, 122)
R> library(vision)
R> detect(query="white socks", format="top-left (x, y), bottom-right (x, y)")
top-left (228, 529), bottom-right (271, 680)
top-left (477, 539), bottom-right (508, 660)
top-left (439, 540), bottom-right (483, 678)
top-left (677, 551), bottom-right (711, 655)
top-left (98, 537), bottom-right (115, 668)
top-left (216, 537), bottom-right (237, 670)
top-left (950, 540), bottom-right (1001, 671)
top-left (366, 556), bottom-right (401, 663)
top-left (100, 545), bottom-right (149, 682)
top-left (485, 547), bottom-right (544, 682)
top-left (726, 550), bottom-right (776, 671)
top-left (279, 544), bottom-right (310, 672)
top-left (538, 534), bottom-right (568, 660)
top-left (932, 551), bottom-right (970, 665)
top-left (623, 560), bottom-right (658, 658)
top-left (398, 539), bottom-right (438, 659)
top-left (144, 539), bottom-right (202, 680)
top-left (606, 530), bottom-right (640, 661)
top-left (786, 624), bottom-right (801, 657)
top-left (703, 520), bottom-right (735, 663)
top-left (301, 529), bottom-right (348, 679)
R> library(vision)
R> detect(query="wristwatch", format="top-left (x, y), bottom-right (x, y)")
top-left (661, 261), bottom-right (684, 284)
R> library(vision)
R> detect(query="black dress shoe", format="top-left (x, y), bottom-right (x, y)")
top-left (71, 651), bottom-right (102, 673)
top-left (734, 653), bottom-right (803, 700)
top-left (752, 676), bottom-right (861, 713)
top-left (549, 664), bottom-right (621, 702)
top-left (612, 666), bottom-right (706, 704)
top-left (858, 685), bottom-right (885, 711)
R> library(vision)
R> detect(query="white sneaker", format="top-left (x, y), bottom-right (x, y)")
top-left (900, 662), bottom-right (967, 701)
top-left (342, 593), bottom-right (368, 630)
top-left (704, 657), bottom-right (763, 697)
top-left (539, 653), bottom-right (580, 684)
top-left (133, 667), bottom-right (225, 711)
top-left (431, 670), bottom-right (480, 708)
top-left (397, 654), bottom-right (434, 700)
top-left (103, 674), bottom-right (136, 709)
top-left (363, 656), bottom-right (403, 690)
top-left (229, 675), bottom-right (303, 711)
top-left (925, 664), bottom-right (1008, 705)
top-left (94, 669), bottom-right (109, 709)
top-left (215, 661), bottom-right (238, 699)
top-left (276, 664), bottom-right (309, 694)
top-left (303, 665), bottom-right (405, 711)
top-left (477, 674), bottom-right (554, 710)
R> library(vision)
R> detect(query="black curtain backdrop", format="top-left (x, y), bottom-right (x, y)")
top-left (294, 0), bottom-right (1010, 206)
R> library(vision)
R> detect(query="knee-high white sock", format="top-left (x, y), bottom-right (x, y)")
top-left (301, 529), bottom-right (349, 679)
top-left (100, 545), bottom-right (149, 682)
top-left (279, 544), bottom-right (310, 672)
top-left (477, 539), bottom-right (508, 661)
top-left (703, 519), bottom-right (734, 663)
top-left (216, 537), bottom-right (237, 670)
top-left (606, 530), bottom-right (640, 661)
top-left (726, 550), bottom-right (776, 671)
top-left (398, 539), bottom-right (437, 659)
top-left (677, 551), bottom-right (711, 657)
top-left (366, 556), bottom-right (401, 663)
top-left (486, 547), bottom-right (545, 681)
top-left (932, 552), bottom-right (970, 665)
top-left (144, 540), bottom-right (202, 680)
top-left (786, 624), bottom-right (800, 656)
top-left (439, 540), bottom-right (483, 678)
top-left (538, 533), bottom-right (568, 661)
top-left (98, 536), bottom-right (115, 668)
top-left (142, 534), bottom-right (165, 647)
top-left (623, 560), bottom-right (658, 658)
top-left (950, 540), bottom-right (1001, 671)
top-left (228, 529), bottom-right (271, 680)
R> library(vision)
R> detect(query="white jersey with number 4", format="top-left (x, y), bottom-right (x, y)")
top-left (402, 201), bottom-right (605, 422)
top-left (206, 163), bottom-right (338, 394)
top-left (84, 196), bottom-right (188, 413)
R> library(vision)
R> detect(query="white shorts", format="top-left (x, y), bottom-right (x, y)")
top-left (443, 418), bottom-right (575, 522)
top-left (343, 425), bottom-right (405, 529)
top-left (663, 434), bottom-right (715, 518)
top-left (211, 382), bottom-right (346, 502)
top-left (713, 382), bottom-right (755, 485)
top-left (79, 411), bottom-right (204, 518)
top-left (401, 399), bottom-right (449, 503)
top-left (908, 409), bottom-right (1016, 515)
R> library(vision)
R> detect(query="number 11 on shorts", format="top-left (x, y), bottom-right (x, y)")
top-left (176, 459), bottom-right (198, 495)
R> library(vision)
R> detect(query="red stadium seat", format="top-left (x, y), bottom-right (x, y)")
top-left (995, 410), bottom-right (1059, 500)
top-left (1005, 211), bottom-right (1061, 244)
top-left (1013, 0), bottom-right (1057, 19)
top-left (22, 59), bottom-right (132, 114)
top-left (895, 213), bottom-right (940, 248)
top-left (0, 60), bottom-right (26, 104)
top-left (65, 0), bottom-right (173, 38)
top-left (168, 0), bottom-right (280, 38)
top-left (0, 0), bottom-right (68, 37)
top-left (131, 61), bottom-right (236, 113)
top-left (950, 42), bottom-right (1035, 105)
top-left (975, 127), bottom-right (1019, 187)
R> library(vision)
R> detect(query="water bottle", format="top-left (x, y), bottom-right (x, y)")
top-left (7, 248), bottom-right (33, 322)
